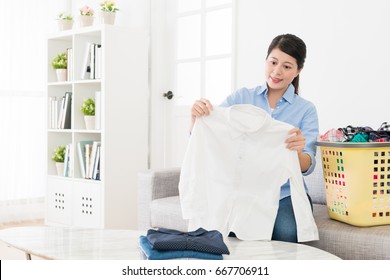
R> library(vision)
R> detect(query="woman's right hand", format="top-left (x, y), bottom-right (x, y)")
top-left (190, 98), bottom-right (213, 131)
top-left (191, 98), bottom-right (213, 119)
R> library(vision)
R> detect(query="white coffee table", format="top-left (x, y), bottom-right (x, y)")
top-left (0, 226), bottom-right (340, 260)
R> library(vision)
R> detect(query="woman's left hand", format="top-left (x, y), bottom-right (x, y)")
top-left (285, 128), bottom-right (306, 153)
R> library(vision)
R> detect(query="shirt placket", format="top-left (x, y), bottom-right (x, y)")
top-left (184, 233), bottom-right (190, 250)
top-left (236, 134), bottom-right (247, 189)
top-left (272, 99), bottom-right (285, 117)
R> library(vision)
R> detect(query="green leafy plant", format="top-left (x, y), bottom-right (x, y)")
top-left (100, 1), bottom-right (119, 12)
top-left (52, 146), bottom-right (66, 162)
top-left (81, 98), bottom-right (95, 116)
top-left (51, 52), bottom-right (67, 69)
top-left (57, 13), bottom-right (73, 20)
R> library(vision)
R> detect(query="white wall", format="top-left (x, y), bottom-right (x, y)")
top-left (235, 0), bottom-right (389, 133)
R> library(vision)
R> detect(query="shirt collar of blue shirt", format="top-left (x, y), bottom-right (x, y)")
top-left (255, 82), bottom-right (295, 104)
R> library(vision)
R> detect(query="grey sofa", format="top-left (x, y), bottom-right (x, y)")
top-left (137, 152), bottom-right (390, 260)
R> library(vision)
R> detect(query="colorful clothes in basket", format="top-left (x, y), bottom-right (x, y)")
top-left (321, 122), bottom-right (390, 143)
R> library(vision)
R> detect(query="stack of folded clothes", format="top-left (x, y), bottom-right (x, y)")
top-left (139, 227), bottom-right (230, 260)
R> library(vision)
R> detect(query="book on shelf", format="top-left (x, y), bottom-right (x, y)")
top-left (80, 42), bottom-right (102, 80)
top-left (48, 96), bottom-right (61, 129)
top-left (63, 144), bottom-right (69, 177)
top-left (68, 143), bottom-right (74, 177)
top-left (88, 141), bottom-right (101, 179)
top-left (85, 143), bottom-right (93, 179)
top-left (92, 146), bottom-right (101, 180)
top-left (81, 42), bottom-right (92, 79)
top-left (95, 158), bottom-right (100, 180)
top-left (95, 44), bottom-right (102, 79)
top-left (77, 140), bottom-right (93, 179)
top-left (57, 96), bottom-right (65, 129)
top-left (50, 97), bottom-right (58, 129)
top-left (66, 48), bottom-right (73, 81)
top-left (63, 143), bottom-right (73, 177)
top-left (48, 96), bottom-right (54, 129)
top-left (48, 97), bottom-right (54, 128)
top-left (90, 43), bottom-right (95, 79)
top-left (62, 92), bottom-right (72, 129)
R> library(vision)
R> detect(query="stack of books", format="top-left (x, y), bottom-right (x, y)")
top-left (77, 140), bottom-right (101, 180)
top-left (48, 92), bottom-right (72, 129)
top-left (81, 42), bottom-right (102, 80)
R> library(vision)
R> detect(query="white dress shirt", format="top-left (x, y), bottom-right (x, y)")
top-left (179, 104), bottom-right (319, 242)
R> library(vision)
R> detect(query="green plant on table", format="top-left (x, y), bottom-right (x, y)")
top-left (81, 98), bottom-right (95, 116)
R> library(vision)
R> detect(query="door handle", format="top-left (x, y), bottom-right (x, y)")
top-left (163, 91), bottom-right (174, 100)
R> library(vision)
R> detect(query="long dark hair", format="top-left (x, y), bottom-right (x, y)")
top-left (266, 34), bottom-right (306, 95)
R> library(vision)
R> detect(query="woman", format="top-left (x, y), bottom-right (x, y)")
top-left (190, 34), bottom-right (319, 242)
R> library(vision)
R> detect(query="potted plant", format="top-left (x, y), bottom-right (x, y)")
top-left (51, 52), bottom-right (67, 82)
top-left (52, 145), bottom-right (66, 176)
top-left (79, 5), bottom-right (94, 27)
top-left (57, 13), bottom-right (74, 31)
top-left (81, 98), bottom-right (95, 130)
top-left (99, 1), bottom-right (119, 25)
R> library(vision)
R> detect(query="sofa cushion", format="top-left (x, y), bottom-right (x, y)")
top-left (150, 196), bottom-right (188, 232)
top-left (308, 204), bottom-right (390, 260)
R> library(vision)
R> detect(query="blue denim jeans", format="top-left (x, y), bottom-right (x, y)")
top-left (271, 194), bottom-right (313, 243)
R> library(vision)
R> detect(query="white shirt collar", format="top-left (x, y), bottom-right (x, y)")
top-left (223, 104), bottom-right (271, 139)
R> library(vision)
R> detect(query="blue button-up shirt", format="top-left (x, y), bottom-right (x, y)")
top-left (220, 82), bottom-right (319, 199)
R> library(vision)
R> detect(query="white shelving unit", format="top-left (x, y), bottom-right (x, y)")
top-left (46, 25), bottom-right (148, 229)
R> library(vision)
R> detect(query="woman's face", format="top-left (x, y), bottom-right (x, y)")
top-left (265, 48), bottom-right (301, 92)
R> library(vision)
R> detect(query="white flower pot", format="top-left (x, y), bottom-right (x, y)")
top-left (79, 15), bottom-right (94, 27)
top-left (100, 11), bottom-right (116, 25)
top-left (57, 19), bottom-right (73, 31)
top-left (84, 115), bottom-right (95, 130)
top-left (56, 162), bottom-right (65, 176)
top-left (56, 69), bottom-right (67, 82)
